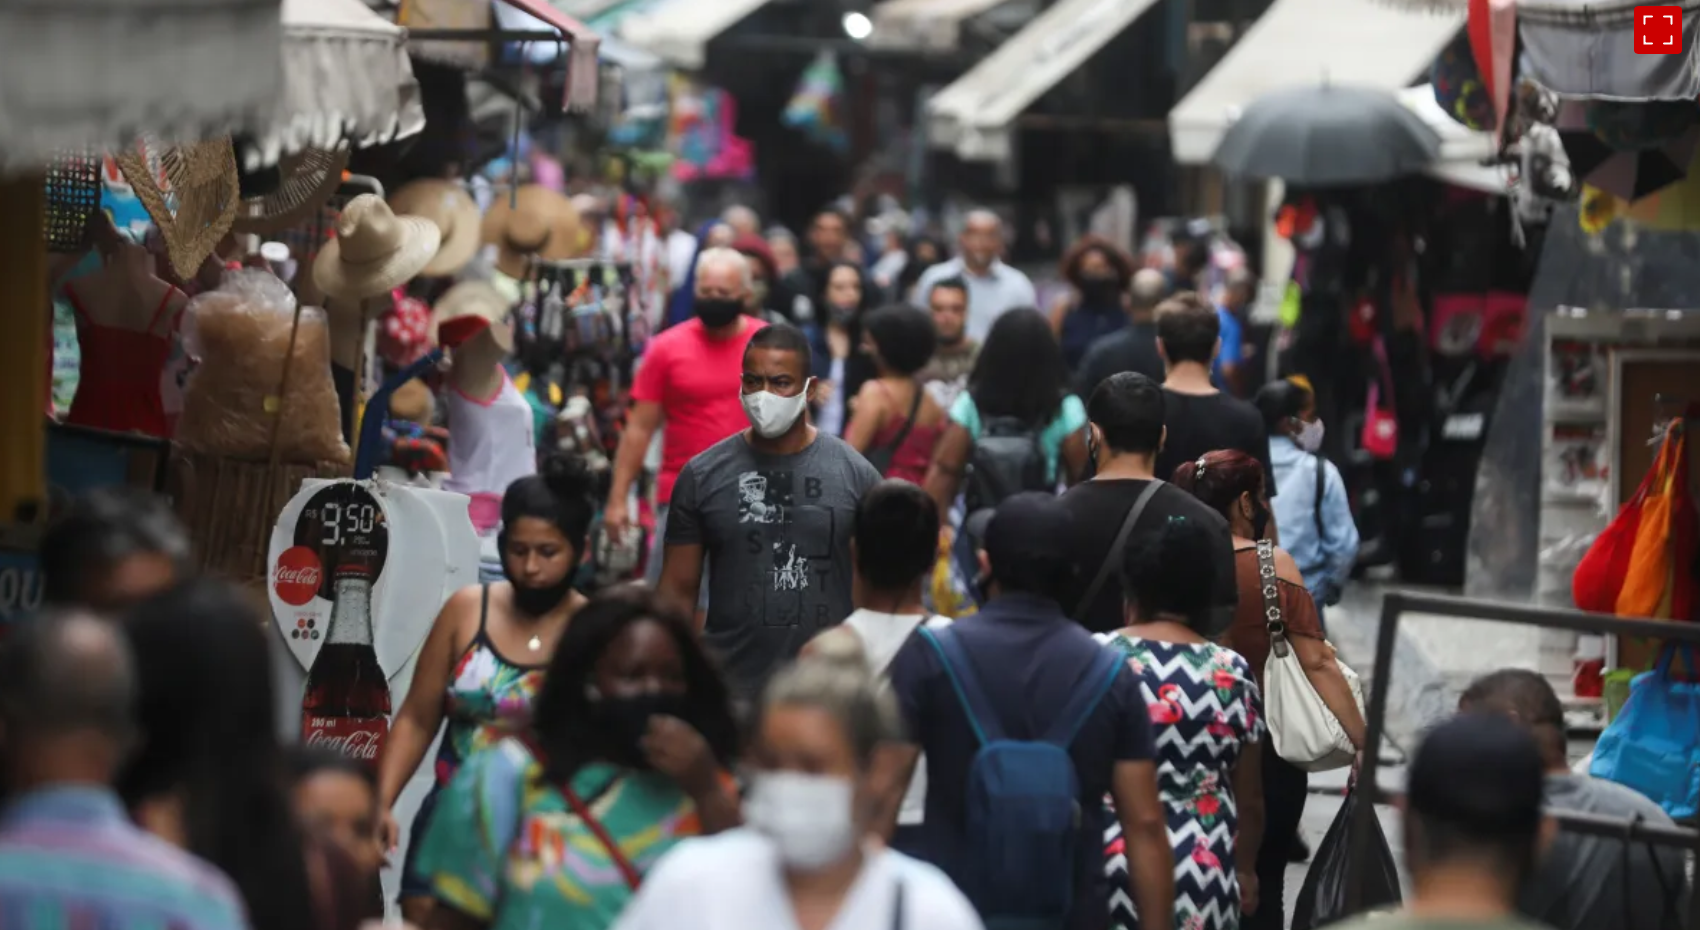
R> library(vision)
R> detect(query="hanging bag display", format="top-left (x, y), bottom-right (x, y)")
top-left (1361, 337), bottom-right (1398, 461)
top-left (1589, 644), bottom-right (1700, 820)
top-left (1257, 540), bottom-right (1365, 772)
top-left (1575, 418), bottom-right (1695, 619)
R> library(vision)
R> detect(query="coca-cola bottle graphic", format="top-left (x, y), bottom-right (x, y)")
top-left (299, 483), bottom-right (391, 766)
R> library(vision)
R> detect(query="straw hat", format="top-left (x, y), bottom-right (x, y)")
top-left (114, 136), bottom-right (241, 279)
top-left (481, 184), bottom-right (583, 279)
top-left (389, 178), bottom-right (481, 277)
top-left (433, 280), bottom-right (514, 353)
top-left (313, 194), bottom-right (442, 300)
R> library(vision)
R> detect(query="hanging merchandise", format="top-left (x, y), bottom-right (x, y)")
top-left (1574, 412), bottom-right (1696, 620)
top-left (783, 52), bottom-right (849, 154)
top-left (480, 184), bottom-right (584, 284)
top-left (270, 477), bottom-right (480, 765)
top-left (1590, 644), bottom-right (1700, 820)
top-left (669, 79), bottom-right (755, 182)
top-left (1362, 336), bottom-right (1399, 461)
top-left (113, 136), bottom-right (242, 280)
top-left (387, 179), bottom-right (483, 279)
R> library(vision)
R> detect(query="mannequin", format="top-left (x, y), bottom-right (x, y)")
top-left (433, 281), bottom-right (536, 582)
top-left (61, 229), bottom-right (190, 436)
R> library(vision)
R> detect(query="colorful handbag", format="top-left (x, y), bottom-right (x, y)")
top-left (1361, 337), bottom-right (1398, 461)
top-left (1590, 644), bottom-right (1700, 819)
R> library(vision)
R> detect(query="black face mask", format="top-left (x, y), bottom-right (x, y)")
top-left (511, 575), bottom-right (574, 617)
top-left (828, 303), bottom-right (858, 328)
top-left (696, 298), bottom-right (743, 328)
top-left (593, 691), bottom-right (694, 767)
top-left (1079, 277), bottom-right (1122, 306)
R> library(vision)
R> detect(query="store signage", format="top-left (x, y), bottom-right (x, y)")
top-left (268, 479), bottom-right (480, 764)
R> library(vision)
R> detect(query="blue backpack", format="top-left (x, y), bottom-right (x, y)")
top-left (919, 626), bottom-right (1124, 930)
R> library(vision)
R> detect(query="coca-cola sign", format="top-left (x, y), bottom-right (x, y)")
top-left (273, 546), bottom-right (322, 607)
top-left (303, 714), bottom-right (387, 764)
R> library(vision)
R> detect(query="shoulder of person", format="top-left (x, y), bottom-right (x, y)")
top-left (1269, 545), bottom-right (1305, 585)
top-left (1563, 773), bottom-right (1680, 821)
top-left (645, 828), bottom-right (772, 889)
top-left (883, 848), bottom-right (985, 928)
top-left (140, 829), bottom-right (250, 914)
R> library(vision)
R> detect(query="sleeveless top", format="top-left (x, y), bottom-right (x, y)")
top-left (63, 286), bottom-right (183, 436)
top-left (444, 371), bottom-right (537, 535)
top-left (867, 380), bottom-right (944, 484)
top-left (434, 585), bottom-right (548, 785)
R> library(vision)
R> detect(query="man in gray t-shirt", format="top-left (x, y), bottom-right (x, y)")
top-left (1461, 669), bottom-right (1691, 930)
top-left (661, 323), bottom-right (882, 697)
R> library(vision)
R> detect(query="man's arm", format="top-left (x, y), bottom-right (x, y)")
top-left (656, 464), bottom-right (707, 629)
top-left (605, 399), bottom-right (664, 534)
top-left (1110, 760), bottom-right (1174, 930)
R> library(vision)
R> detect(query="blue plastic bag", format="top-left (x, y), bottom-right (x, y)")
top-left (1590, 645), bottom-right (1700, 820)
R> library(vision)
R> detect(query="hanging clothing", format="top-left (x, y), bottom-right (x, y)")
top-left (63, 286), bottom-right (182, 436)
top-left (444, 371), bottom-right (537, 535)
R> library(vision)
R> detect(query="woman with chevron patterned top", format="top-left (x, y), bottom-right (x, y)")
top-left (1097, 517), bottom-right (1265, 930)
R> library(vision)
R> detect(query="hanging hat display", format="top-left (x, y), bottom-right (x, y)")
top-left (432, 280), bottom-right (514, 353)
top-left (233, 144), bottom-right (351, 235)
top-left (388, 178), bottom-right (481, 277)
top-left (480, 184), bottom-right (583, 279)
top-left (312, 193), bottom-right (441, 299)
top-left (114, 136), bottom-right (243, 279)
top-left (1431, 31), bottom-right (1496, 131)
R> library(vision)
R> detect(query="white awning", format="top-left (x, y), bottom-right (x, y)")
top-left (868, 0), bottom-right (1013, 52)
top-left (617, 0), bottom-right (773, 68)
top-left (1168, 0), bottom-right (1463, 164)
top-left (927, 0), bottom-right (1163, 161)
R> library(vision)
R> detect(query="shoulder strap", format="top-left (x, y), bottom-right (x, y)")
top-left (1042, 645), bottom-right (1123, 746)
top-left (891, 877), bottom-right (906, 930)
top-left (918, 626), bottom-right (1007, 744)
top-left (1312, 453), bottom-right (1327, 540)
top-left (875, 380), bottom-right (925, 458)
top-left (560, 780), bottom-right (644, 891)
top-left (1074, 480), bottom-right (1164, 623)
top-left (1255, 539), bottom-right (1288, 650)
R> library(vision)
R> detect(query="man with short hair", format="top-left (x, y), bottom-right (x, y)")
top-left (1214, 268), bottom-right (1255, 395)
top-left (1325, 714), bottom-right (1554, 930)
top-left (1460, 669), bottom-right (1689, 930)
top-left (1058, 373), bottom-right (1237, 633)
top-left (916, 277), bottom-right (978, 409)
top-left (911, 210), bottom-right (1037, 343)
top-left (1074, 268), bottom-right (1167, 399)
top-left (886, 493), bottom-right (1174, 930)
top-left (660, 323), bottom-right (881, 698)
top-left (1153, 293), bottom-right (1275, 498)
top-left (0, 611), bottom-right (247, 930)
top-left (606, 248), bottom-right (769, 579)
top-left (37, 487), bottom-right (191, 614)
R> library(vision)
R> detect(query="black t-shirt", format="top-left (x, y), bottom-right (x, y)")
top-left (1057, 479), bottom-right (1240, 634)
top-left (1074, 322), bottom-right (1164, 399)
top-left (1155, 388), bottom-right (1276, 496)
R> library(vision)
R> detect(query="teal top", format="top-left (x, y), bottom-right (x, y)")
top-left (948, 392), bottom-right (1088, 484)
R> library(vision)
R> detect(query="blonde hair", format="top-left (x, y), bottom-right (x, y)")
top-left (763, 629), bottom-right (902, 765)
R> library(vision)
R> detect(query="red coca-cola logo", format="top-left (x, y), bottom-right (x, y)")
top-left (303, 717), bottom-right (387, 762)
top-left (274, 546), bottom-right (323, 607)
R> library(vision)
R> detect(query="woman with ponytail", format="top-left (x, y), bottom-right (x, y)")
top-left (378, 453), bottom-right (599, 924)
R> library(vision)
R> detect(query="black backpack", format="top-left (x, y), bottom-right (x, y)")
top-left (966, 415), bottom-right (1049, 513)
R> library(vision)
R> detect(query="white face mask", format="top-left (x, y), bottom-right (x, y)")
top-left (741, 378), bottom-right (813, 439)
top-left (1296, 418), bottom-right (1326, 453)
top-left (745, 771), bottom-right (857, 870)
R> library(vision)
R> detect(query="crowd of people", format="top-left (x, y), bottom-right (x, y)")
top-left (7, 200), bottom-right (1689, 930)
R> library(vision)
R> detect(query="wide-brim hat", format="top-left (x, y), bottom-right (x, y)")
top-left (481, 184), bottom-right (584, 280)
top-left (432, 279), bottom-right (514, 353)
top-left (389, 178), bottom-right (481, 277)
top-left (314, 193), bottom-right (442, 300)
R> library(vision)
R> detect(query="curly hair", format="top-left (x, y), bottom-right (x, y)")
top-left (1058, 234), bottom-right (1135, 290)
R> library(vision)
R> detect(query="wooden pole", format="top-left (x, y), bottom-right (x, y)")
top-left (0, 176), bottom-right (47, 525)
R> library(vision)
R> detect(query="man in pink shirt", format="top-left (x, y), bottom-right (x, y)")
top-left (605, 247), bottom-right (768, 580)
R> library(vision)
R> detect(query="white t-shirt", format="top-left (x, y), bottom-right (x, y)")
top-left (613, 829), bottom-right (983, 930)
top-left (842, 610), bottom-right (950, 826)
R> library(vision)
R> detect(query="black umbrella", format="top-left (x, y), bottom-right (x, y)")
top-left (1212, 84), bottom-right (1443, 186)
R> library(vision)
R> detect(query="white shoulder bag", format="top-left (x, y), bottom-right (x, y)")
top-left (1257, 539), bottom-right (1363, 772)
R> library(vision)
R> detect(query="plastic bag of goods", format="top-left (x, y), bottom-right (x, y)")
top-left (175, 269), bottom-right (350, 463)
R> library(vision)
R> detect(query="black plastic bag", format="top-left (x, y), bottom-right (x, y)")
top-left (1292, 787), bottom-right (1403, 929)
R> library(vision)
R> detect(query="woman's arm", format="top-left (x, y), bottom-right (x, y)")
top-left (924, 423), bottom-right (972, 515)
top-left (376, 589), bottom-right (472, 847)
top-left (842, 381), bottom-right (888, 453)
top-left (1233, 737), bottom-right (1265, 915)
top-left (1274, 547), bottom-right (1366, 747)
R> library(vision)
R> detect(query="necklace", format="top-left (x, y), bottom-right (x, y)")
top-left (527, 635), bottom-right (542, 652)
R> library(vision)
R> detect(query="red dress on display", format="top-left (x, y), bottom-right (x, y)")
top-left (63, 286), bottom-right (183, 437)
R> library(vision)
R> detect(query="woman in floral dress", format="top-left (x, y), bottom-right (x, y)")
top-left (1099, 518), bottom-right (1265, 930)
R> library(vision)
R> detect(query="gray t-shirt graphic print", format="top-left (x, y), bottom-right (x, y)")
top-left (666, 432), bottom-right (882, 696)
